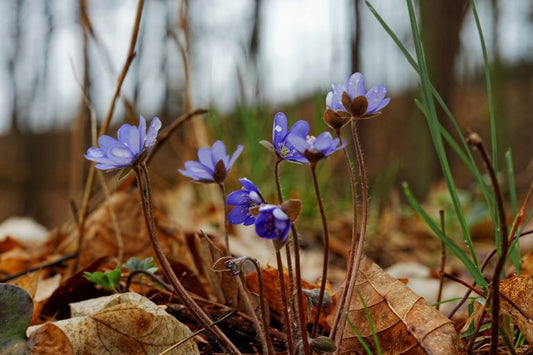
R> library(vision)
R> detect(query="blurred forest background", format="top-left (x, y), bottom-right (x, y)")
top-left (0, 0), bottom-right (532, 228)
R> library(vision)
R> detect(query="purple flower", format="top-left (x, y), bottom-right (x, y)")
top-left (272, 112), bottom-right (310, 163)
top-left (288, 131), bottom-right (344, 163)
top-left (178, 140), bottom-right (243, 183)
top-left (325, 72), bottom-right (390, 127)
top-left (254, 204), bottom-right (291, 242)
top-left (84, 115), bottom-right (162, 170)
top-left (227, 178), bottom-right (265, 226)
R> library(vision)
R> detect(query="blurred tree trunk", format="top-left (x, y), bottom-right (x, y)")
top-left (418, 0), bottom-right (469, 194)
top-left (249, 0), bottom-right (262, 101)
top-left (350, 0), bottom-right (361, 73)
top-left (420, 0), bottom-right (469, 123)
top-left (491, 0), bottom-right (507, 165)
top-left (8, 0), bottom-right (23, 135)
top-left (70, 0), bottom-right (92, 199)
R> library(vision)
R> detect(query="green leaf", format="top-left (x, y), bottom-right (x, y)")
top-left (0, 284), bottom-right (33, 353)
top-left (84, 266), bottom-right (122, 292)
top-left (123, 257), bottom-right (158, 274)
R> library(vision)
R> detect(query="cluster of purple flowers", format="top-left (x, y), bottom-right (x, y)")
top-left (84, 72), bottom-right (389, 242)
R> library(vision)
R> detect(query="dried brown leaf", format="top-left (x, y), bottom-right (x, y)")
top-left (26, 322), bottom-right (73, 355)
top-left (500, 275), bottom-right (533, 343)
top-left (29, 292), bottom-right (198, 355)
top-left (339, 257), bottom-right (465, 354)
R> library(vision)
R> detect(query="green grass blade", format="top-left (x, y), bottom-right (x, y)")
top-left (505, 149), bottom-right (520, 272)
top-left (470, 0), bottom-right (498, 170)
top-left (403, 183), bottom-right (488, 286)
top-left (346, 316), bottom-right (374, 355)
top-left (405, 0), bottom-right (479, 268)
top-left (356, 289), bottom-right (382, 355)
top-left (366, 0), bottom-right (496, 219)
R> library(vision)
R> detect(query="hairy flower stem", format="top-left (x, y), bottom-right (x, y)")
top-left (244, 257), bottom-right (276, 355)
top-left (468, 133), bottom-right (508, 355)
top-left (219, 183), bottom-right (270, 353)
top-left (310, 163), bottom-right (331, 338)
top-left (218, 183), bottom-right (231, 255)
top-left (273, 159), bottom-right (298, 355)
top-left (134, 163), bottom-right (241, 354)
top-left (330, 129), bottom-right (359, 342)
top-left (334, 120), bottom-right (370, 345)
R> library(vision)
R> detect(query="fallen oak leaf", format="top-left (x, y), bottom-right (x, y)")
top-left (28, 292), bottom-right (199, 355)
top-left (500, 275), bottom-right (533, 343)
top-left (26, 322), bottom-right (73, 355)
top-left (338, 257), bottom-right (465, 354)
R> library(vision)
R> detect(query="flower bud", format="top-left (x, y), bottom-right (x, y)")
top-left (309, 336), bottom-right (336, 354)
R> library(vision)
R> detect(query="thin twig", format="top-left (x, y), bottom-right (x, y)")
top-left (73, 0), bottom-right (145, 273)
top-left (146, 108), bottom-right (208, 164)
top-left (436, 209), bottom-right (446, 311)
top-left (0, 253), bottom-right (78, 283)
top-left (159, 310), bottom-right (238, 355)
top-left (468, 132), bottom-right (508, 355)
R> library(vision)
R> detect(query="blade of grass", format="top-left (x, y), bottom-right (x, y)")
top-left (505, 149), bottom-right (520, 272)
top-left (356, 289), bottom-right (382, 355)
top-left (470, 0), bottom-right (498, 170)
top-left (346, 316), bottom-right (374, 355)
top-left (403, 182), bottom-right (487, 286)
top-left (405, 0), bottom-right (479, 269)
top-left (366, 0), bottom-right (496, 220)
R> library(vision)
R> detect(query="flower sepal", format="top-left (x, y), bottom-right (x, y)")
top-left (213, 159), bottom-right (228, 183)
top-left (259, 140), bottom-right (276, 153)
top-left (323, 109), bottom-right (351, 131)
top-left (281, 199), bottom-right (302, 223)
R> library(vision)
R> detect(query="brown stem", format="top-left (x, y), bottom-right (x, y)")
top-left (218, 183), bottom-right (231, 255)
top-left (274, 159), bottom-right (298, 355)
top-left (74, 0), bottom-right (145, 273)
top-left (310, 163), bottom-right (330, 338)
top-left (146, 108), bottom-right (208, 164)
top-left (134, 163), bottom-right (241, 354)
top-left (290, 224), bottom-right (311, 354)
top-left (447, 183), bottom-right (533, 319)
top-left (218, 183), bottom-right (269, 352)
top-left (468, 133), bottom-right (508, 355)
top-left (335, 119), bottom-right (370, 345)
top-left (436, 209), bottom-right (446, 311)
top-left (245, 257), bottom-right (276, 355)
top-left (330, 129), bottom-right (358, 344)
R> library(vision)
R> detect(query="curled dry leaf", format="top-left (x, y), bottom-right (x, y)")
top-left (26, 323), bottom-right (73, 355)
top-left (28, 292), bottom-right (199, 355)
top-left (338, 257), bottom-right (465, 354)
top-left (500, 275), bottom-right (533, 343)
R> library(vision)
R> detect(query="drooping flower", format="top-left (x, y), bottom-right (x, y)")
top-left (263, 112), bottom-right (309, 164)
top-left (84, 115), bottom-right (162, 170)
top-left (254, 204), bottom-right (291, 242)
top-left (178, 140), bottom-right (243, 183)
top-left (227, 178), bottom-right (265, 226)
top-left (287, 131), bottom-right (344, 163)
top-left (324, 72), bottom-right (390, 128)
